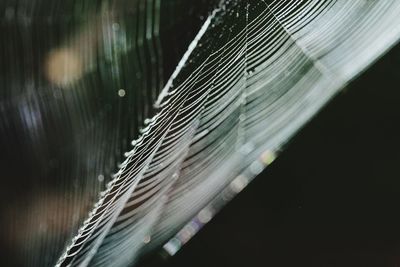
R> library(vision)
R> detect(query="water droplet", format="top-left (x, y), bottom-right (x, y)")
top-left (118, 89), bottom-right (126, 97)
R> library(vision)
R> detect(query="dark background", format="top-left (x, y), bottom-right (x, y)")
top-left (142, 42), bottom-right (400, 267)
top-left (1, 2), bottom-right (399, 266)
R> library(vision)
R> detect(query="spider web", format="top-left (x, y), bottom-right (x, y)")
top-left (56, 0), bottom-right (400, 266)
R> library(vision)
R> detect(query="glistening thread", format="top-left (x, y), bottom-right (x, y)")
top-left (56, 1), bottom-right (400, 267)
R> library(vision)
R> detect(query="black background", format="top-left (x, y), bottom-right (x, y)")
top-left (143, 42), bottom-right (400, 267)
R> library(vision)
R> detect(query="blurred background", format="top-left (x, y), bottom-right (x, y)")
top-left (1, 0), bottom-right (400, 266)
top-left (0, 0), bottom-right (217, 265)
